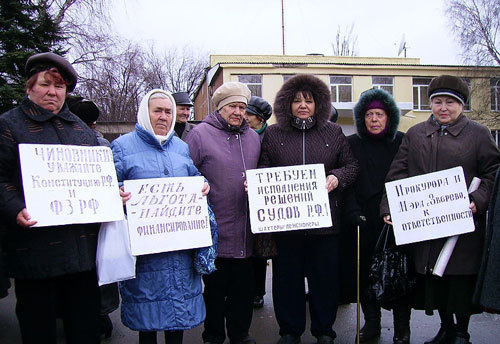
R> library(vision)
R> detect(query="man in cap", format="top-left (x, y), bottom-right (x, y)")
top-left (0, 52), bottom-right (107, 343)
top-left (172, 92), bottom-right (196, 140)
top-left (185, 82), bottom-right (260, 344)
top-left (244, 96), bottom-right (272, 142)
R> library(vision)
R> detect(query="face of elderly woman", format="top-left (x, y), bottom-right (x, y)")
top-left (26, 70), bottom-right (67, 114)
top-left (431, 96), bottom-right (463, 125)
top-left (220, 102), bottom-right (247, 127)
top-left (149, 97), bottom-right (173, 135)
top-left (291, 92), bottom-right (315, 119)
top-left (365, 108), bottom-right (388, 135)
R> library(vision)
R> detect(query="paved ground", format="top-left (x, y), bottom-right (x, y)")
top-left (1, 263), bottom-right (499, 343)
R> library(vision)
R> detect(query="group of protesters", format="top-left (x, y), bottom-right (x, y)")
top-left (0, 51), bottom-right (499, 344)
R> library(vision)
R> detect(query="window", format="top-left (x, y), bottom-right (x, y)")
top-left (412, 77), bottom-right (432, 110)
top-left (238, 75), bottom-right (262, 97)
top-left (492, 130), bottom-right (500, 146)
top-left (330, 76), bottom-right (352, 102)
top-left (372, 76), bottom-right (393, 95)
top-left (492, 78), bottom-right (500, 111)
top-left (283, 75), bottom-right (295, 82)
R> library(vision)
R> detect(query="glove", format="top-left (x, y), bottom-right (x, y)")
top-left (349, 212), bottom-right (366, 226)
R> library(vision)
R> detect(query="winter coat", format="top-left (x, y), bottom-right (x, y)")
top-left (0, 97), bottom-right (100, 279)
top-left (175, 121), bottom-right (197, 141)
top-left (474, 167), bottom-right (500, 311)
top-left (381, 114), bottom-right (500, 275)
top-left (339, 88), bottom-right (403, 302)
top-left (185, 111), bottom-right (260, 258)
top-left (259, 74), bottom-right (359, 235)
top-left (112, 90), bottom-right (206, 331)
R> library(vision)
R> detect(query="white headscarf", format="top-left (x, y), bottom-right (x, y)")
top-left (137, 89), bottom-right (177, 144)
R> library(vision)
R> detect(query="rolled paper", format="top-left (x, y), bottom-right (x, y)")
top-left (432, 177), bottom-right (481, 277)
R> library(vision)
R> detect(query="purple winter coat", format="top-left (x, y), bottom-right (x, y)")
top-left (185, 112), bottom-right (260, 258)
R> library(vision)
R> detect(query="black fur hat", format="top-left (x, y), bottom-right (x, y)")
top-left (273, 74), bottom-right (331, 130)
top-left (353, 88), bottom-right (400, 141)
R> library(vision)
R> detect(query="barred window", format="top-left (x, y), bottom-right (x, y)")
top-left (330, 76), bottom-right (352, 102)
top-left (372, 76), bottom-right (393, 95)
top-left (238, 75), bottom-right (262, 97)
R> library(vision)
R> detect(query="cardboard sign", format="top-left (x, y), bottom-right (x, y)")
top-left (385, 166), bottom-right (474, 245)
top-left (124, 176), bottom-right (212, 256)
top-left (247, 164), bottom-right (332, 233)
top-left (19, 144), bottom-right (124, 227)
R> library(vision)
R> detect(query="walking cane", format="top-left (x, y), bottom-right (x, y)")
top-left (356, 224), bottom-right (360, 344)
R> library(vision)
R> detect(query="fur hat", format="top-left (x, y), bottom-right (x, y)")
top-left (66, 96), bottom-right (100, 124)
top-left (353, 88), bottom-right (400, 141)
top-left (172, 92), bottom-right (193, 107)
top-left (212, 82), bottom-right (251, 111)
top-left (273, 74), bottom-right (332, 130)
top-left (428, 75), bottom-right (469, 105)
top-left (246, 96), bottom-right (272, 121)
top-left (25, 52), bottom-right (78, 92)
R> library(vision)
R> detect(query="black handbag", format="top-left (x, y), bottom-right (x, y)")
top-left (368, 224), bottom-right (416, 307)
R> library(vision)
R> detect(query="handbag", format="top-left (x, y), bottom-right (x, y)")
top-left (368, 224), bottom-right (415, 307)
top-left (96, 218), bottom-right (136, 286)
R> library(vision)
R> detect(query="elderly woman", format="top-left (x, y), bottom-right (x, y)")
top-left (381, 75), bottom-right (500, 344)
top-left (259, 74), bottom-right (359, 344)
top-left (0, 52), bottom-right (102, 343)
top-left (341, 88), bottom-right (408, 343)
top-left (111, 89), bottom-right (213, 344)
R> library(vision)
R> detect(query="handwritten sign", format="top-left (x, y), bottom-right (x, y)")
top-left (19, 144), bottom-right (124, 227)
top-left (385, 166), bottom-right (474, 245)
top-left (124, 176), bottom-right (212, 256)
top-left (247, 164), bottom-right (332, 233)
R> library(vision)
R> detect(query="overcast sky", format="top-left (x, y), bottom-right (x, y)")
top-left (111, 0), bottom-right (463, 65)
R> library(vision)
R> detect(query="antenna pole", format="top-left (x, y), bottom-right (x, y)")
top-left (281, 0), bottom-right (285, 55)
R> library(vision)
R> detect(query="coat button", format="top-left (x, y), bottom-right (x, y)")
top-left (164, 169), bottom-right (169, 175)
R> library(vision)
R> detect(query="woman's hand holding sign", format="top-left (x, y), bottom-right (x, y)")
top-left (325, 174), bottom-right (339, 192)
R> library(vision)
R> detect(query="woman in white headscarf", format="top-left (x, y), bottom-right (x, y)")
top-left (111, 89), bottom-right (215, 344)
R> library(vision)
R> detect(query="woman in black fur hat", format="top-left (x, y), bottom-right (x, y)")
top-left (341, 88), bottom-right (408, 343)
top-left (259, 74), bottom-right (359, 344)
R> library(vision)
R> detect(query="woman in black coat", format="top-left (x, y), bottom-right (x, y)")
top-left (259, 74), bottom-right (359, 344)
top-left (340, 88), bottom-right (408, 343)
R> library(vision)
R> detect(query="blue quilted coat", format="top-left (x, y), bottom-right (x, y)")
top-left (111, 124), bottom-right (215, 331)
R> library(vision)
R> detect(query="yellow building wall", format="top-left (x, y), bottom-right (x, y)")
top-left (204, 55), bottom-right (500, 132)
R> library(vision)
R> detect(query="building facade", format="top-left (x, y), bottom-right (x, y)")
top-left (193, 55), bottom-right (500, 139)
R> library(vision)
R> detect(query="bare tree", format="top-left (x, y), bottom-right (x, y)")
top-left (331, 24), bottom-right (358, 56)
top-left (143, 45), bottom-right (208, 96)
top-left (77, 41), bottom-right (146, 122)
top-left (31, 0), bottom-right (113, 64)
top-left (447, 0), bottom-right (500, 65)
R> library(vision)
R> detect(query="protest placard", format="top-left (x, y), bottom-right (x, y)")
top-left (247, 164), bottom-right (332, 234)
top-left (124, 176), bottom-right (212, 256)
top-left (385, 166), bottom-right (474, 245)
top-left (19, 144), bottom-right (124, 227)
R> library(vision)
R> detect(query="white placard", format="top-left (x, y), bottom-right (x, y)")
top-left (385, 166), bottom-right (474, 245)
top-left (124, 176), bottom-right (212, 256)
top-left (247, 164), bottom-right (332, 233)
top-left (19, 144), bottom-right (124, 227)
